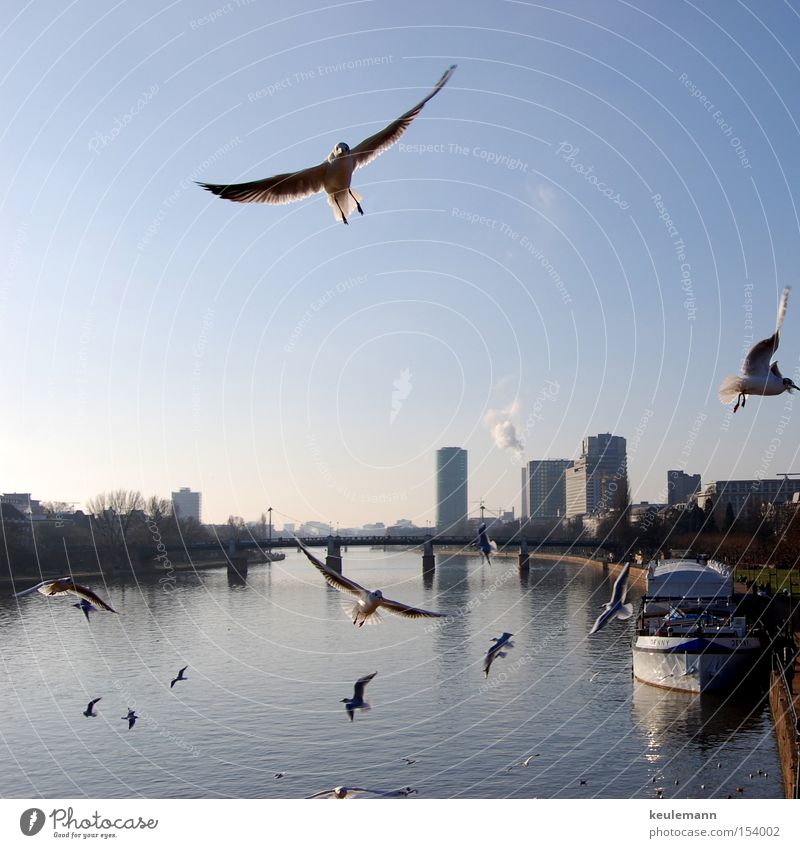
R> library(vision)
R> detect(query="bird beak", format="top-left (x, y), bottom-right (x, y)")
top-left (791, 381), bottom-right (800, 392)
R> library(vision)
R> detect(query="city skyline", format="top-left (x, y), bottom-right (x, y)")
top-left (3, 2), bottom-right (800, 527)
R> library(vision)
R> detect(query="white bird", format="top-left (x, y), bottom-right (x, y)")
top-left (719, 286), bottom-right (799, 412)
top-left (477, 523), bottom-right (498, 564)
top-left (341, 671), bottom-right (377, 721)
top-left (295, 538), bottom-right (444, 626)
top-left (15, 578), bottom-right (117, 613)
top-left (521, 754), bottom-right (539, 767)
top-left (83, 697), bottom-right (102, 717)
top-left (483, 632), bottom-right (514, 677)
top-left (589, 563), bottom-right (633, 635)
top-left (307, 786), bottom-right (418, 799)
top-left (170, 665), bottom-right (188, 689)
top-left (199, 66), bottom-right (456, 224)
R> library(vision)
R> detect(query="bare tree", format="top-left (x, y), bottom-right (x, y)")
top-left (86, 489), bottom-right (145, 565)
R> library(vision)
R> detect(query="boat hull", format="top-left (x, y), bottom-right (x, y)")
top-left (632, 635), bottom-right (761, 693)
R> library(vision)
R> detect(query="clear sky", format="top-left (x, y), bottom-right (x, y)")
top-left (3, 0), bottom-right (800, 526)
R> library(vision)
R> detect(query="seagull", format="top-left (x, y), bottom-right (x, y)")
top-left (295, 537), bottom-right (444, 626)
top-left (15, 578), bottom-right (118, 613)
top-left (521, 755), bottom-right (539, 767)
top-left (274, 772), bottom-right (286, 780)
top-left (307, 786), bottom-right (418, 799)
top-left (401, 757), bottom-right (417, 766)
top-left (341, 672), bottom-right (377, 721)
top-left (73, 599), bottom-right (97, 622)
top-left (170, 666), bottom-right (188, 689)
top-left (83, 697), bottom-right (102, 717)
top-left (589, 563), bottom-right (633, 635)
top-left (199, 65), bottom-right (457, 225)
top-left (483, 632), bottom-right (514, 677)
top-left (121, 708), bottom-right (137, 730)
top-left (477, 523), bottom-right (498, 564)
top-left (719, 286), bottom-right (799, 412)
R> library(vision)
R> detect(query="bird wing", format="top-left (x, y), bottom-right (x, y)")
top-left (68, 585), bottom-right (118, 613)
top-left (178, 665), bottom-right (188, 677)
top-left (743, 287), bottom-right (790, 376)
top-left (13, 581), bottom-right (48, 598)
top-left (88, 698), bottom-right (102, 709)
top-left (379, 596), bottom-right (445, 618)
top-left (347, 65), bottom-right (456, 170)
top-left (198, 161), bottom-right (328, 205)
top-left (294, 537), bottom-right (366, 597)
top-left (610, 564), bottom-right (631, 605)
top-left (589, 605), bottom-right (616, 635)
top-left (353, 671), bottom-right (377, 699)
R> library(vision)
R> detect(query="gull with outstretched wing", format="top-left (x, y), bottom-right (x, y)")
top-left (295, 537), bottom-right (444, 626)
top-left (199, 66), bottom-right (456, 224)
top-left (15, 578), bottom-right (117, 613)
top-left (719, 286), bottom-right (799, 412)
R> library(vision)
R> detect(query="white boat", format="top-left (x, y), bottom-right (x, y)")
top-left (632, 555), bottom-right (762, 693)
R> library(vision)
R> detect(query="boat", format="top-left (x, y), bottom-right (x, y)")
top-left (632, 554), bottom-right (762, 693)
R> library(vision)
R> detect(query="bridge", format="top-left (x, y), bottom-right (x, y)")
top-left (134, 533), bottom-right (617, 580)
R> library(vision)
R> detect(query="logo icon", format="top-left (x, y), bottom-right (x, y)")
top-left (20, 808), bottom-right (46, 836)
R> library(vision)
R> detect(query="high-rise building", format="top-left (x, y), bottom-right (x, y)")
top-left (171, 487), bottom-right (202, 522)
top-left (565, 433), bottom-right (627, 519)
top-left (436, 447), bottom-right (468, 534)
top-left (522, 460), bottom-right (573, 520)
top-left (667, 470), bottom-right (701, 505)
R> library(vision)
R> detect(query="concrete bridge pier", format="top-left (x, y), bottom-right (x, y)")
top-left (518, 538), bottom-right (530, 576)
top-left (326, 537), bottom-right (343, 575)
top-left (226, 540), bottom-right (248, 581)
top-left (422, 537), bottom-right (436, 574)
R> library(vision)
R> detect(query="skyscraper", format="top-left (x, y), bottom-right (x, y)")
top-left (436, 447), bottom-right (468, 534)
top-left (565, 434), bottom-right (627, 519)
top-left (171, 487), bottom-right (202, 522)
top-left (667, 470), bottom-right (701, 505)
top-left (522, 459), bottom-right (573, 520)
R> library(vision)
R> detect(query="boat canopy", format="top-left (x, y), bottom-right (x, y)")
top-left (646, 559), bottom-right (732, 600)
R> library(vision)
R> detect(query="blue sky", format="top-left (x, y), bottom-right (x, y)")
top-left (3, 0), bottom-right (800, 525)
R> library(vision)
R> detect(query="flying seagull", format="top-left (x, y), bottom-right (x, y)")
top-left (14, 578), bottom-right (118, 613)
top-left (295, 537), bottom-right (444, 626)
top-left (170, 665), bottom-right (188, 689)
top-left (199, 65), bottom-right (457, 224)
top-left (73, 599), bottom-right (97, 622)
top-left (83, 697), bottom-right (102, 717)
top-left (307, 785), bottom-right (418, 799)
top-left (341, 671), bottom-right (377, 721)
top-left (121, 708), bottom-right (138, 730)
top-left (483, 632), bottom-right (514, 677)
top-left (719, 286), bottom-right (799, 412)
top-left (589, 563), bottom-right (633, 635)
top-left (477, 522), bottom-right (498, 564)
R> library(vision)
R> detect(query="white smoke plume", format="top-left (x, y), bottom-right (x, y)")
top-left (484, 403), bottom-right (524, 452)
top-left (390, 368), bottom-right (413, 424)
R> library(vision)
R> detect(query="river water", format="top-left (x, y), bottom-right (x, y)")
top-left (0, 551), bottom-right (782, 798)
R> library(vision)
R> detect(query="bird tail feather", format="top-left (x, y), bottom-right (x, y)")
top-left (328, 189), bottom-right (362, 222)
top-left (617, 603), bottom-right (634, 621)
top-left (718, 374), bottom-right (744, 404)
top-left (340, 598), bottom-right (382, 625)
